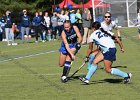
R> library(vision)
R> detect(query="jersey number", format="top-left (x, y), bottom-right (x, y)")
top-left (96, 32), bottom-right (103, 39)
top-left (96, 32), bottom-right (108, 39)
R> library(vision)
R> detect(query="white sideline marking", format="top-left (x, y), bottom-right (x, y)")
top-left (0, 45), bottom-right (87, 63)
top-left (0, 35), bottom-right (138, 63)
top-left (0, 50), bottom-right (57, 63)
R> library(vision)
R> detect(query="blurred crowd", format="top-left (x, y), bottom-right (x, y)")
top-left (0, 8), bottom-right (92, 45)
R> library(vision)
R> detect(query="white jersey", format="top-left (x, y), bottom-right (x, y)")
top-left (58, 14), bottom-right (65, 26)
top-left (44, 16), bottom-right (50, 27)
top-left (137, 13), bottom-right (140, 29)
top-left (89, 29), bottom-right (116, 53)
top-left (101, 21), bottom-right (118, 31)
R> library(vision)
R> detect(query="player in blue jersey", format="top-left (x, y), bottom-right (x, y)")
top-left (59, 20), bottom-right (82, 83)
top-left (80, 21), bottom-right (132, 84)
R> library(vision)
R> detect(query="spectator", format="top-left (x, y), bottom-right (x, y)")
top-left (82, 8), bottom-right (92, 45)
top-left (32, 11), bottom-right (44, 43)
top-left (20, 9), bottom-right (31, 43)
top-left (4, 10), bottom-right (17, 45)
top-left (0, 20), bottom-right (3, 41)
top-left (43, 11), bottom-right (51, 41)
top-left (69, 10), bottom-right (78, 26)
top-left (76, 9), bottom-right (83, 36)
top-left (39, 11), bottom-right (46, 42)
top-left (51, 11), bottom-right (58, 40)
top-left (57, 10), bottom-right (65, 37)
top-left (64, 10), bottom-right (69, 20)
top-left (0, 14), bottom-right (6, 41)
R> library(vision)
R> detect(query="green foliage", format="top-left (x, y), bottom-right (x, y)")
top-left (0, 0), bottom-right (55, 16)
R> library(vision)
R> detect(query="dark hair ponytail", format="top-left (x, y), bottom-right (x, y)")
top-left (91, 21), bottom-right (101, 30)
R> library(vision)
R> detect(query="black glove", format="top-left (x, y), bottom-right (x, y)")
top-left (84, 56), bottom-right (89, 62)
top-left (76, 43), bottom-right (81, 50)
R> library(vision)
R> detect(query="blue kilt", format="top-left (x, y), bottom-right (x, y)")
top-left (59, 42), bottom-right (77, 55)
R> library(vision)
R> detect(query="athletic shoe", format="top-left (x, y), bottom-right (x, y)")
top-left (35, 41), bottom-right (38, 43)
top-left (79, 77), bottom-right (89, 84)
top-left (61, 76), bottom-right (68, 83)
top-left (124, 73), bottom-right (132, 84)
top-left (42, 40), bottom-right (45, 43)
top-left (12, 43), bottom-right (18, 46)
top-left (7, 43), bottom-right (12, 46)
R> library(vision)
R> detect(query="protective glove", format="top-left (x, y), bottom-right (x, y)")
top-left (84, 56), bottom-right (89, 62)
top-left (76, 43), bottom-right (81, 50)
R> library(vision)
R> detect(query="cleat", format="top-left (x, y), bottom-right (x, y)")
top-left (61, 76), bottom-right (68, 83)
top-left (124, 73), bottom-right (132, 84)
top-left (79, 77), bottom-right (89, 84)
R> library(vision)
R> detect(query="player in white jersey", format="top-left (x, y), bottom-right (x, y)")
top-left (80, 21), bottom-right (132, 84)
top-left (86, 12), bottom-right (121, 70)
top-left (135, 11), bottom-right (140, 40)
top-left (101, 12), bottom-right (121, 40)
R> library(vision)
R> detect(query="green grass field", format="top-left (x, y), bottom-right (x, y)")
top-left (0, 27), bottom-right (140, 100)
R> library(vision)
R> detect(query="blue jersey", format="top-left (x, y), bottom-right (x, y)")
top-left (70, 13), bottom-right (77, 24)
top-left (65, 28), bottom-right (77, 44)
top-left (21, 15), bottom-right (30, 27)
top-left (59, 27), bottom-right (78, 54)
top-left (32, 16), bottom-right (42, 26)
top-left (4, 16), bottom-right (13, 28)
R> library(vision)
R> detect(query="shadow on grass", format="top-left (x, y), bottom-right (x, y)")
top-left (98, 65), bottom-right (127, 69)
top-left (88, 79), bottom-right (123, 85)
top-left (80, 78), bottom-right (123, 85)
top-left (68, 75), bottom-right (123, 85)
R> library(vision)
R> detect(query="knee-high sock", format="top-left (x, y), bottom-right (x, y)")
top-left (85, 64), bottom-right (97, 80)
top-left (111, 68), bottom-right (128, 78)
top-left (88, 54), bottom-right (95, 70)
top-left (62, 61), bottom-right (71, 77)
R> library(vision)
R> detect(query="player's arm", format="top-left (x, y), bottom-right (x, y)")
top-left (61, 30), bottom-right (75, 59)
top-left (73, 25), bottom-right (82, 44)
top-left (114, 23), bottom-right (122, 41)
top-left (114, 35), bottom-right (124, 53)
top-left (116, 27), bottom-right (121, 37)
top-left (86, 42), bottom-right (93, 57)
top-left (83, 41), bottom-right (93, 63)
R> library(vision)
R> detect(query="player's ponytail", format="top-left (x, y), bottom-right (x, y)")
top-left (100, 28), bottom-right (116, 40)
top-left (91, 21), bottom-right (101, 30)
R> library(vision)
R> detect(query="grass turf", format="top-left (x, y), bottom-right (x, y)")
top-left (0, 27), bottom-right (140, 100)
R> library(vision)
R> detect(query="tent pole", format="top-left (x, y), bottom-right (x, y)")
top-left (92, 0), bottom-right (96, 21)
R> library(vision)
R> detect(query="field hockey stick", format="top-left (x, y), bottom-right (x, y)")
top-left (69, 61), bottom-right (86, 78)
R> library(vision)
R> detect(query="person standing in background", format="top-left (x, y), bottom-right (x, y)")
top-left (51, 11), bottom-right (58, 40)
top-left (57, 10), bottom-right (66, 38)
top-left (82, 8), bottom-right (92, 45)
top-left (4, 10), bottom-right (17, 45)
top-left (32, 11), bottom-right (44, 43)
top-left (20, 9), bottom-right (31, 43)
top-left (76, 9), bottom-right (83, 36)
top-left (43, 11), bottom-right (51, 41)
top-left (0, 14), bottom-right (6, 41)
